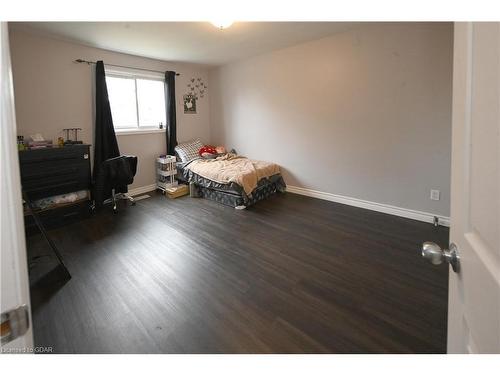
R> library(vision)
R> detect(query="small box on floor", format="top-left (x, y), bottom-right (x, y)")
top-left (165, 184), bottom-right (189, 199)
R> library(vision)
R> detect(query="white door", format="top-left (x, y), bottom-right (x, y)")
top-left (0, 22), bottom-right (33, 352)
top-left (448, 22), bottom-right (500, 353)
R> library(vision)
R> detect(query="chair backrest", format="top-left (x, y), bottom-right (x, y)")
top-left (102, 155), bottom-right (138, 186)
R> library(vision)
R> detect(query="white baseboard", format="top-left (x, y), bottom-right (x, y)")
top-left (286, 185), bottom-right (450, 227)
top-left (127, 183), bottom-right (450, 227)
top-left (128, 184), bottom-right (157, 197)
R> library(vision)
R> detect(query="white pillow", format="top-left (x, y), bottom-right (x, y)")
top-left (174, 139), bottom-right (204, 162)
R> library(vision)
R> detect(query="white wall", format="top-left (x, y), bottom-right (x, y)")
top-left (10, 23), bottom-right (454, 217)
top-left (9, 27), bottom-right (211, 189)
top-left (209, 23), bottom-right (453, 216)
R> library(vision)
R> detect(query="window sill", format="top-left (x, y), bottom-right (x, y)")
top-left (115, 128), bottom-right (166, 136)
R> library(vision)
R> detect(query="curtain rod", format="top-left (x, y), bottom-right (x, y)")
top-left (74, 59), bottom-right (180, 76)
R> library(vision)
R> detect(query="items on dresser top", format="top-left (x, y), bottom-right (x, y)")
top-left (17, 135), bottom-right (26, 150)
top-left (17, 129), bottom-right (86, 150)
top-left (25, 133), bottom-right (53, 149)
top-left (28, 140), bottom-right (53, 149)
top-left (62, 127), bottom-right (84, 145)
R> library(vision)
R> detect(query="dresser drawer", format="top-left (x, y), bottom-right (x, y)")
top-left (21, 162), bottom-right (90, 199)
top-left (24, 199), bottom-right (91, 235)
top-left (19, 145), bottom-right (90, 164)
top-left (19, 145), bottom-right (92, 231)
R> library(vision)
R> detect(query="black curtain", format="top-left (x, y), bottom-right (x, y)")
top-left (165, 71), bottom-right (177, 156)
top-left (93, 60), bottom-right (120, 178)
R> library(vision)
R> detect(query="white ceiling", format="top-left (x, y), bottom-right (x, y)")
top-left (10, 22), bottom-right (361, 66)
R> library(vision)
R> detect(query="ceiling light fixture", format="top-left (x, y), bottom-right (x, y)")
top-left (210, 20), bottom-right (234, 30)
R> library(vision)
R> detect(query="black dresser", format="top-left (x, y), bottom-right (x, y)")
top-left (19, 145), bottom-right (92, 231)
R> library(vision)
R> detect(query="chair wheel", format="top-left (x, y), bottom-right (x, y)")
top-left (131, 201), bottom-right (136, 206)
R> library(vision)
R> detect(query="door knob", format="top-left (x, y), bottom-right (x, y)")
top-left (421, 242), bottom-right (460, 273)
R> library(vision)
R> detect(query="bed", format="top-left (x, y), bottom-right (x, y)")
top-left (175, 140), bottom-right (286, 208)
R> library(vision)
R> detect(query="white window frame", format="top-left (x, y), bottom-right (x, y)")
top-left (105, 67), bottom-right (167, 135)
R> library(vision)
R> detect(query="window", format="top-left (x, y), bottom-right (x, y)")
top-left (106, 70), bottom-right (166, 132)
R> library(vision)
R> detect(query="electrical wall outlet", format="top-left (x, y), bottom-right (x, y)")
top-left (430, 189), bottom-right (440, 201)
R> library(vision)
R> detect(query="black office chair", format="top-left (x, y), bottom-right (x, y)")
top-left (93, 155), bottom-right (138, 212)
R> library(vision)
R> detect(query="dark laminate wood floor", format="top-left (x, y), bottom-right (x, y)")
top-left (26, 191), bottom-right (449, 353)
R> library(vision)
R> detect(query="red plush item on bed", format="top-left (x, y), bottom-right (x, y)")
top-left (199, 145), bottom-right (217, 157)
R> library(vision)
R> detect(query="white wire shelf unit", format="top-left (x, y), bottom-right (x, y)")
top-left (156, 156), bottom-right (178, 193)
